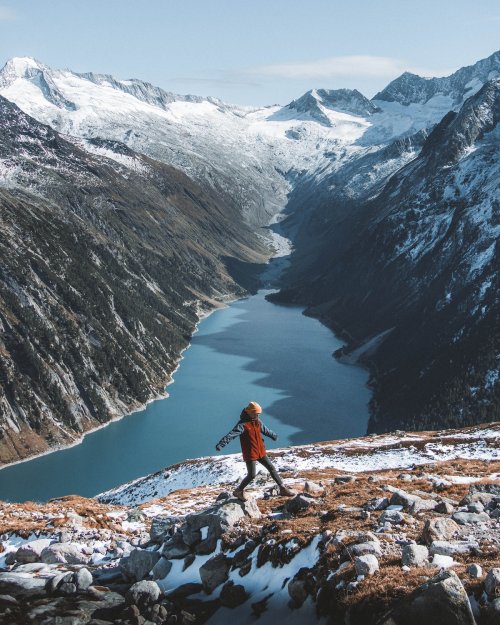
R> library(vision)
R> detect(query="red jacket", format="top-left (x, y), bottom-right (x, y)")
top-left (216, 410), bottom-right (278, 461)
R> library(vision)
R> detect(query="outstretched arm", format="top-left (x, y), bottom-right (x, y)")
top-left (260, 421), bottom-right (277, 441)
top-left (216, 422), bottom-right (245, 451)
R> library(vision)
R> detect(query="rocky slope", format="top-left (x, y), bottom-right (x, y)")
top-left (0, 424), bottom-right (498, 624)
top-left (0, 96), bottom-right (267, 464)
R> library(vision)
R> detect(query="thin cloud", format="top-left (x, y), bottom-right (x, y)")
top-left (0, 5), bottom-right (16, 20)
top-left (246, 55), bottom-right (455, 80)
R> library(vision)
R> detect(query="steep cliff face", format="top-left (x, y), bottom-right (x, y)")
top-left (272, 79), bottom-right (500, 433)
top-left (0, 97), bottom-right (267, 464)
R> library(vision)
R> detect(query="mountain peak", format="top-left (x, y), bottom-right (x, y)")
top-left (373, 49), bottom-right (500, 106)
top-left (0, 56), bottom-right (47, 87)
top-left (285, 87), bottom-right (379, 126)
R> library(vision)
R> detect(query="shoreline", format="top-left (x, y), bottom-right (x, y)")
top-left (0, 292), bottom-right (241, 474)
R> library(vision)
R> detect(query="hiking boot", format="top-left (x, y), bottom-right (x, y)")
top-left (232, 488), bottom-right (247, 501)
top-left (279, 485), bottom-right (295, 497)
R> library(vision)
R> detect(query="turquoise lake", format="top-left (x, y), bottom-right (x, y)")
top-left (0, 289), bottom-right (371, 502)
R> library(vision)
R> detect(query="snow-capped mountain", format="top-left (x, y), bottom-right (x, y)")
top-left (0, 50), bottom-right (499, 463)
top-left (273, 76), bottom-right (500, 434)
top-left (374, 50), bottom-right (500, 106)
top-left (0, 95), bottom-right (267, 464)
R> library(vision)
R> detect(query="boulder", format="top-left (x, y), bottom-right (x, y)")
top-left (452, 511), bottom-right (490, 525)
top-left (126, 580), bottom-right (161, 606)
top-left (350, 542), bottom-right (382, 557)
top-left (285, 493), bottom-right (315, 514)
top-left (486, 598), bottom-right (500, 625)
top-left (150, 557), bottom-right (172, 581)
top-left (364, 497), bottom-right (389, 511)
top-left (470, 483), bottom-right (500, 496)
top-left (199, 554), bottom-right (231, 594)
top-left (402, 544), bottom-right (429, 567)
top-left (422, 518), bottom-right (460, 544)
top-left (150, 515), bottom-right (179, 543)
top-left (379, 509), bottom-right (406, 525)
top-left (435, 501), bottom-right (455, 515)
top-left (378, 570), bottom-right (476, 625)
top-left (161, 533), bottom-right (191, 559)
top-left (15, 539), bottom-right (53, 564)
top-left (120, 548), bottom-right (161, 582)
top-left (467, 564), bottom-right (482, 579)
top-left (431, 554), bottom-right (455, 569)
top-left (288, 578), bottom-right (308, 607)
top-left (303, 481), bottom-right (325, 496)
top-left (354, 555), bottom-right (379, 576)
top-left (220, 581), bottom-right (249, 608)
top-left (74, 568), bottom-right (93, 591)
top-left (334, 475), bottom-right (356, 484)
top-left (430, 541), bottom-right (479, 557)
top-left (180, 498), bottom-right (255, 555)
top-left (40, 543), bottom-right (89, 565)
top-left (485, 568), bottom-right (500, 598)
top-left (0, 572), bottom-right (47, 597)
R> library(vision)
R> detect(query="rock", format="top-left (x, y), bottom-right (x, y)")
top-left (304, 481), bottom-right (325, 496)
top-left (41, 543), bottom-right (89, 565)
top-left (220, 581), bottom-right (248, 608)
top-left (242, 497), bottom-right (262, 519)
top-left (150, 515), bottom-right (178, 543)
top-left (162, 533), bottom-right (191, 559)
top-left (470, 483), bottom-right (500, 496)
top-left (285, 493), bottom-right (315, 514)
top-left (485, 568), bottom-right (500, 598)
top-left (388, 487), bottom-right (436, 514)
top-left (467, 563), bottom-right (482, 578)
top-left (334, 475), bottom-right (356, 484)
top-left (350, 542), bottom-right (382, 557)
top-left (288, 578), bottom-right (308, 607)
top-left (435, 501), bottom-right (455, 515)
top-left (430, 541), bottom-right (479, 557)
top-left (216, 491), bottom-right (231, 501)
top-left (199, 554), bottom-right (231, 594)
top-left (402, 544), bottom-right (429, 567)
top-left (422, 517), bottom-right (461, 544)
top-left (452, 511), bottom-right (490, 525)
top-left (379, 570), bottom-right (476, 625)
top-left (46, 572), bottom-right (68, 594)
top-left (364, 497), bottom-right (389, 511)
top-left (431, 554), bottom-right (455, 569)
top-left (0, 572), bottom-right (47, 596)
top-left (167, 582), bottom-right (204, 599)
top-left (59, 582), bottom-right (77, 595)
top-left (150, 557), bottom-right (172, 581)
top-left (75, 567), bottom-right (93, 591)
top-left (379, 510), bottom-right (406, 524)
top-left (460, 492), bottom-right (495, 507)
top-left (467, 503), bottom-right (484, 513)
top-left (180, 498), bottom-right (254, 555)
top-left (486, 598), bottom-right (500, 625)
top-left (354, 555), bottom-right (379, 576)
top-left (126, 580), bottom-right (161, 606)
top-left (0, 594), bottom-right (18, 606)
top-left (15, 539), bottom-right (53, 563)
top-left (120, 548), bottom-right (161, 582)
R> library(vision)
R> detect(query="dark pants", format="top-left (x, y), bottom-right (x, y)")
top-left (238, 455), bottom-right (283, 490)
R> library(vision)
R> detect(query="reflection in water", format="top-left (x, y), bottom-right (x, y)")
top-left (0, 290), bottom-right (370, 502)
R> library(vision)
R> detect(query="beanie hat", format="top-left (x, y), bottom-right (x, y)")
top-left (245, 401), bottom-right (262, 415)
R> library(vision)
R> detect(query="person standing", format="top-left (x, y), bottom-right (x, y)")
top-left (215, 401), bottom-right (294, 499)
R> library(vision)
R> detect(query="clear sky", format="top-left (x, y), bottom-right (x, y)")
top-left (0, 0), bottom-right (498, 106)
